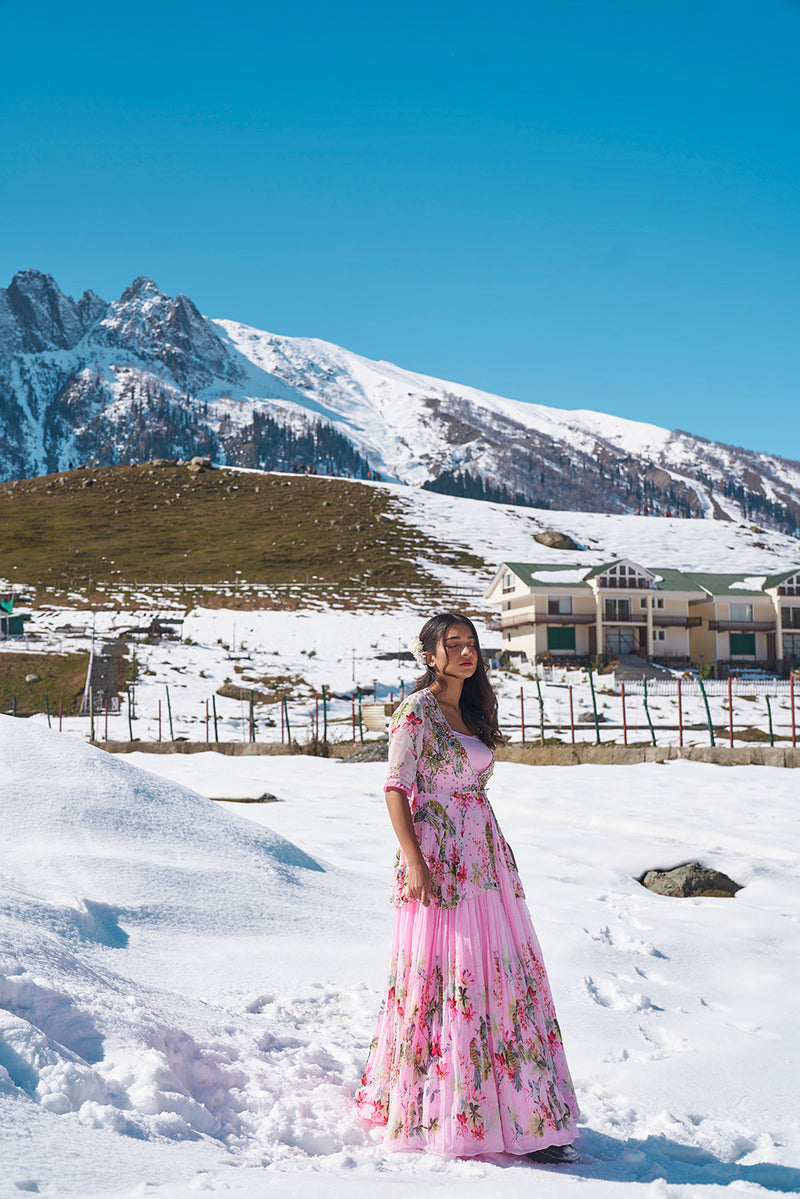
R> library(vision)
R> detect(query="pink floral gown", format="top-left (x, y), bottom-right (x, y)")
top-left (355, 689), bottom-right (579, 1157)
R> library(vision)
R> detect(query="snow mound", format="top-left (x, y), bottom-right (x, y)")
top-left (0, 717), bottom-right (367, 1165)
top-left (0, 716), bottom-right (323, 929)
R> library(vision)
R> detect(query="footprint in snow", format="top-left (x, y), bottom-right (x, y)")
top-left (584, 975), bottom-right (656, 1013)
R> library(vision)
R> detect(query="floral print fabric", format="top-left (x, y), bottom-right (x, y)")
top-left (356, 689), bottom-right (579, 1157)
top-left (384, 690), bottom-right (523, 910)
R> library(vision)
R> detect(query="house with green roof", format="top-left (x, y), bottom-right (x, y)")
top-left (485, 560), bottom-right (800, 672)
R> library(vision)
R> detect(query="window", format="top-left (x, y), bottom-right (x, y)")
top-left (599, 563), bottom-right (651, 589)
top-left (604, 598), bottom-right (631, 621)
top-left (502, 572), bottom-right (514, 593)
top-left (778, 574), bottom-right (800, 596)
top-left (783, 606), bottom-right (800, 630)
top-left (730, 603), bottom-right (753, 622)
top-left (547, 596), bottom-right (573, 615)
top-left (654, 629), bottom-right (666, 641)
top-left (784, 632), bottom-right (800, 658)
top-left (656, 598), bottom-right (664, 609)
top-left (640, 597), bottom-right (665, 609)
top-left (730, 632), bottom-right (756, 656)
top-left (547, 626), bottom-right (575, 651)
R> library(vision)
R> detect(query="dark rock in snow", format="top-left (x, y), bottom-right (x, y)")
top-left (640, 861), bottom-right (743, 898)
top-left (534, 529), bottom-right (581, 551)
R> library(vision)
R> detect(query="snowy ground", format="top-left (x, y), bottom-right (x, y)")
top-left (6, 601), bottom-right (799, 749)
top-left (1, 715), bottom-right (799, 1199)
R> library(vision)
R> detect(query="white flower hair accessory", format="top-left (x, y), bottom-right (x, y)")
top-left (408, 635), bottom-right (427, 669)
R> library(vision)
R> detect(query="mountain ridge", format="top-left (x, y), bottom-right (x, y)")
top-left (1, 269), bottom-right (798, 538)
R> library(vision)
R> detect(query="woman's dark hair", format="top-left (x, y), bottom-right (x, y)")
top-left (410, 612), bottom-right (504, 748)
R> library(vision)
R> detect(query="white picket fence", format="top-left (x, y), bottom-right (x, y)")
top-left (616, 679), bottom-right (793, 697)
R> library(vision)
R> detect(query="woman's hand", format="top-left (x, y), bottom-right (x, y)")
top-left (405, 856), bottom-right (433, 907)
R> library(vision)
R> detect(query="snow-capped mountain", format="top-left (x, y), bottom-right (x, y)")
top-left (2, 269), bottom-right (799, 536)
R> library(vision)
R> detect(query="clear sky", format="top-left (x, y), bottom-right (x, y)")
top-left (2, 0), bottom-right (798, 459)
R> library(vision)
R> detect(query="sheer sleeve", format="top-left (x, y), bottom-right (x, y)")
top-left (384, 696), bottom-right (425, 798)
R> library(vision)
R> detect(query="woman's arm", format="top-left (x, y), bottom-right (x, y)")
top-left (385, 787), bottom-right (433, 907)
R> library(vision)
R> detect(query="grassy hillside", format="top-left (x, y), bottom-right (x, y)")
top-left (0, 651), bottom-right (91, 716)
top-left (0, 464), bottom-right (487, 607)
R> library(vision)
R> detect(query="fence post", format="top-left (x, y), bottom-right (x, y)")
top-left (322, 685), bottom-right (328, 742)
top-left (643, 678), bottom-right (657, 747)
top-left (534, 677), bottom-right (545, 745)
top-left (621, 682), bottom-right (628, 746)
top-left (791, 674), bottom-right (796, 749)
top-left (158, 700), bottom-right (162, 742)
top-left (358, 694), bottom-right (364, 743)
top-left (728, 676), bottom-right (734, 748)
top-left (45, 693), bottom-right (51, 729)
top-left (698, 676), bottom-right (716, 747)
top-left (205, 699), bottom-right (209, 743)
top-left (165, 686), bottom-right (174, 741)
top-left (588, 670), bottom-right (601, 745)
top-left (677, 678), bottom-right (683, 748)
top-left (249, 692), bottom-right (255, 742)
top-left (520, 687), bottom-right (526, 746)
top-left (280, 693), bottom-right (285, 743)
top-left (212, 695), bottom-right (219, 742)
top-left (766, 695), bottom-right (774, 747)
top-left (569, 685), bottom-right (575, 744)
top-left (128, 689), bottom-right (134, 740)
top-left (104, 697), bottom-right (109, 743)
top-left (283, 694), bottom-right (292, 743)
top-left (59, 697), bottom-right (63, 732)
top-left (351, 695), bottom-right (356, 742)
top-left (315, 695), bottom-right (319, 741)
top-left (89, 687), bottom-right (94, 741)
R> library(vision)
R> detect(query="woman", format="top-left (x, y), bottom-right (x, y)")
top-left (355, 613), bottom-right (579, 1161)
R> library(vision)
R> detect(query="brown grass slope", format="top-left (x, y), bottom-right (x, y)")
top-left (0, 464), bottom-right (487, 607)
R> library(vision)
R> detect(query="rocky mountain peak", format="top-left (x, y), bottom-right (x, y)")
top-left (0, 269), bottom-right (103, 355)
top-left (93, 277), bottom-right (242, 392)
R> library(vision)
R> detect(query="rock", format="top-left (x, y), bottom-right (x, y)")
top-left (81, 477), bottom-right (95, 488)
top-left (340, 740), bottom-right (389, 763)
top-left (25, 674), bottom-right (41, 683)
top-left (534, 529), bottom-right (580, 551)
top-left (640, 861), bottom-right (743, 898)
top-left (215, 683), bottom-right (270, 703)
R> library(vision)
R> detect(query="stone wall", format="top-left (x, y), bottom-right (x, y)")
top-left (93, 740), bottom-right (800, 766)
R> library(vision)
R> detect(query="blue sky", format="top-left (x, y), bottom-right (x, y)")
top-left (2, 0), bottom-right (798, 458)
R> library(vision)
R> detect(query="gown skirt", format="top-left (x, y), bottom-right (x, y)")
top-left (355, 849), bottom-right (579, 1157)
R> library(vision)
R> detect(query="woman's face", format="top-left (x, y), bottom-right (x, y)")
top-left (428, 621), bottom-right (479, 680)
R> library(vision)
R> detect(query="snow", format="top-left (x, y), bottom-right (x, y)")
top-left (1, 717), bottom-right (799, 1199)
top-left (215, 319), bottom-right (681, 481)
top-left (528, 568), bottom-right (592, 584)
top-left (729, 577), bottom-right (767, 591)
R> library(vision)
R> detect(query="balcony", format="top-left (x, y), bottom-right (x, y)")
top-left (596, 578), bottom-right (652, 589)
top-left (709, 620), bottom-right (776, 632)
top-left (653, 615), bottom-right (703, 628)
top-left (535, 613), bottom-right (597, 625)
